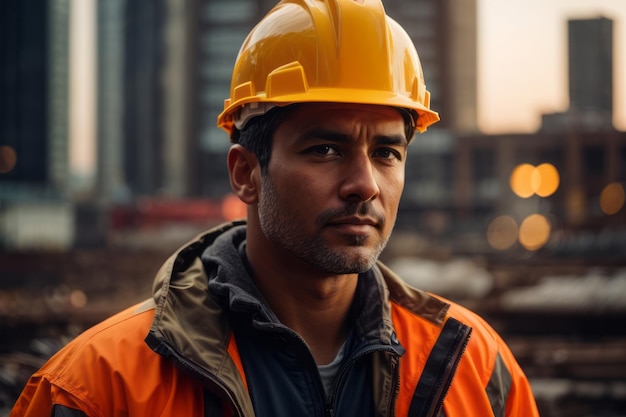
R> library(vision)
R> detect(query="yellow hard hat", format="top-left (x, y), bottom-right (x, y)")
top-left (217, 0), bottom-right (440, 136)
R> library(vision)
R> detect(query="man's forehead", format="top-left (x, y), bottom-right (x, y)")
top-left (282, 103), bottom-right (407, 135)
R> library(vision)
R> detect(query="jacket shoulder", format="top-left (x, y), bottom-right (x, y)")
top-left (379, 261), bottom-right (507, 380)
top-left (13, 300), bottom-right (204, 417)
top-left (380, 261), bottom-right (502, 357)
top-left (48, 300), bottom-right (158, 373)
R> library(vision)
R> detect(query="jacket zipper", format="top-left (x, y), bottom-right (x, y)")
top-left (326, 345), bottom-right (401, 417)
top-left (252, 321), bottom-right (334, 417)
top-left (387, 355), bottom-right (401, 417)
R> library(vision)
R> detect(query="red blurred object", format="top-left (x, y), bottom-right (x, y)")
top-left (110, 198), bottom-right (223, 230)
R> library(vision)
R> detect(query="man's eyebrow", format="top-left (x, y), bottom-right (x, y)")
top-left (300, 128), bottom-right (408, 146)
top-left (375, 134), bottom-right (408, 147)
top-left (300, 128), bottom-right (350, 142)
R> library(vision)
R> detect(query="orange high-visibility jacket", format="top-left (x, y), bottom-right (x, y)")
top-left (11, 223), bottom-right (539, 417)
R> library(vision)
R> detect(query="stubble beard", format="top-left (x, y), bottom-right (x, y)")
top-left (257, 175), bottom-right (391, 274)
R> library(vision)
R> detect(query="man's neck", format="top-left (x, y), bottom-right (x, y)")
top-left (265, 274), bottom-right (357, 365)
top-left (246, 238), bottom-right (358, 365)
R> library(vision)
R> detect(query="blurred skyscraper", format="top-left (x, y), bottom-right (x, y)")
top-left (96, 0), bottom-right (196, 202)
top-left (96, 0), bottom-right (172, 202)
top-left (384, 0), bottom-right (478, 134)
top-left (96, 0), bottom-right (126, 203)
top-left (189, 0), bottom-right (276, 197)
top-left (0, 0), bottom-right (70, 196)
top-left (0, 0), bottom-right (75, 249)
top-left (542, 17), bottom-right (614, 132)
top-left (569, 18), bottom-right (613, 116)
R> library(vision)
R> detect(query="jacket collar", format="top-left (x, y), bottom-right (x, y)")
top-left (149, 221), bottom-right (451, 357)
top-left (202, 224), bottom-right (407, 349)
top-left (147, 222), bottom-right (451, 414)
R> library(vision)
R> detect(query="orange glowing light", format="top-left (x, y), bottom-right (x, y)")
top-left (0, 146), bottom-right (17, 174)
top-left (599, 182), bottom-right (625, 215)
top-left (510, 163), bottom-right (536, 198)
top-left (510, 163), bottom-right (560, 198)
top-left (221, 194), bottom-right (247, 221)
top-left (518, 214), bottom-right (551, 251)
top-left (534, 163), bottom-right (559, 197)
top-left (487, 215), bottom-right (518, 250)
top-left (70, 289), bottom-right (88, 308)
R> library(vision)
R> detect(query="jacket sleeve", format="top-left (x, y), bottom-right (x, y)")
top-left (10, 376), bottom-right (95, 417)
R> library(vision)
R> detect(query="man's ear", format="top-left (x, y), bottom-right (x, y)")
top-left (227, 144), bottom-right (260, 204)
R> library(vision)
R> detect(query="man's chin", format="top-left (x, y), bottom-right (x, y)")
top-left (345, 234), bottom-right (369, 246)
top-left (324, 229), bottom-right (373, 247)
top-left (316, 247), bottom-right (380, 274)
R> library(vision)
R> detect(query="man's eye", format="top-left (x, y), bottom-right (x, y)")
top-left (311, 145), bottom-right (339, 155)
top-left (374, 148), bottom-right (401, 160)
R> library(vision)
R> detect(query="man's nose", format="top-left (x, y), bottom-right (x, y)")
top-left (338, 154), bottom-right (380, 202)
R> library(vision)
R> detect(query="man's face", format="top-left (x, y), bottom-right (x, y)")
top-left (256, 103), bottom-right (408, 274)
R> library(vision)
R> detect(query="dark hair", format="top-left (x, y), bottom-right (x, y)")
top-left (230, 104), bottom-right (417, 173)
top-left (400, 109), bottom-right (418, 142)
top-left (230, 105), bottom-right (293, 174)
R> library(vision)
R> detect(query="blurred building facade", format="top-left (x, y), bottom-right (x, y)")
top-left (96, 0), bottom-right (196, 202)
top-left (0, 0), bottom-right (73, 249)
top-left (569, 18), bottom-right (613, 116)
top-left (452, 16), bottom-right (626, 257)
top-left (0, 2), bottom-right (624, 255)
top-left (0, 0), bottom-right (70, 192)
top-left (542, 17), bottom-right (614, 132)
top-left (455, 129), bottom-right (626, 253)
top-left (190, 0), bottom-right (277, 197)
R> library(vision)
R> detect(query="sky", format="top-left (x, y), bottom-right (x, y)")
top-left (69, 0), bottom-right (626, 175)
top-left (478, 0), bottom-right (626, 133)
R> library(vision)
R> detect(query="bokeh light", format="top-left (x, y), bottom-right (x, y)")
top-left (221, 193), bottom-right (247, 221)
top-left (566, 187), bottom-right (586, 224)
top-left (487, 215), bottom-right (519, 250)
top-left (510, 163), bottom-right (536, 198)
top-left (0, 145), bottom-right (17, 174)
top-left (599, 182), bottom-right (625, 215)
top-left (510, 163), bottom-right (560, 198)
top-left (519, 214), bottom-right (551, 251)
top-left (534, 163), bottom-right (560, 197)
top-left (70, 289), bottom-right (88, 308)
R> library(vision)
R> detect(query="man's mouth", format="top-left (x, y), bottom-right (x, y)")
top-left (326, 216), bottom-right (380, 234)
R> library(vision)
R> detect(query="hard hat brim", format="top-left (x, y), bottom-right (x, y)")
top-left (218, 88), bottom-right (440, 135)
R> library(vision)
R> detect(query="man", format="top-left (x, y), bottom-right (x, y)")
top-left (11, 0), bottom-right (539, 416)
